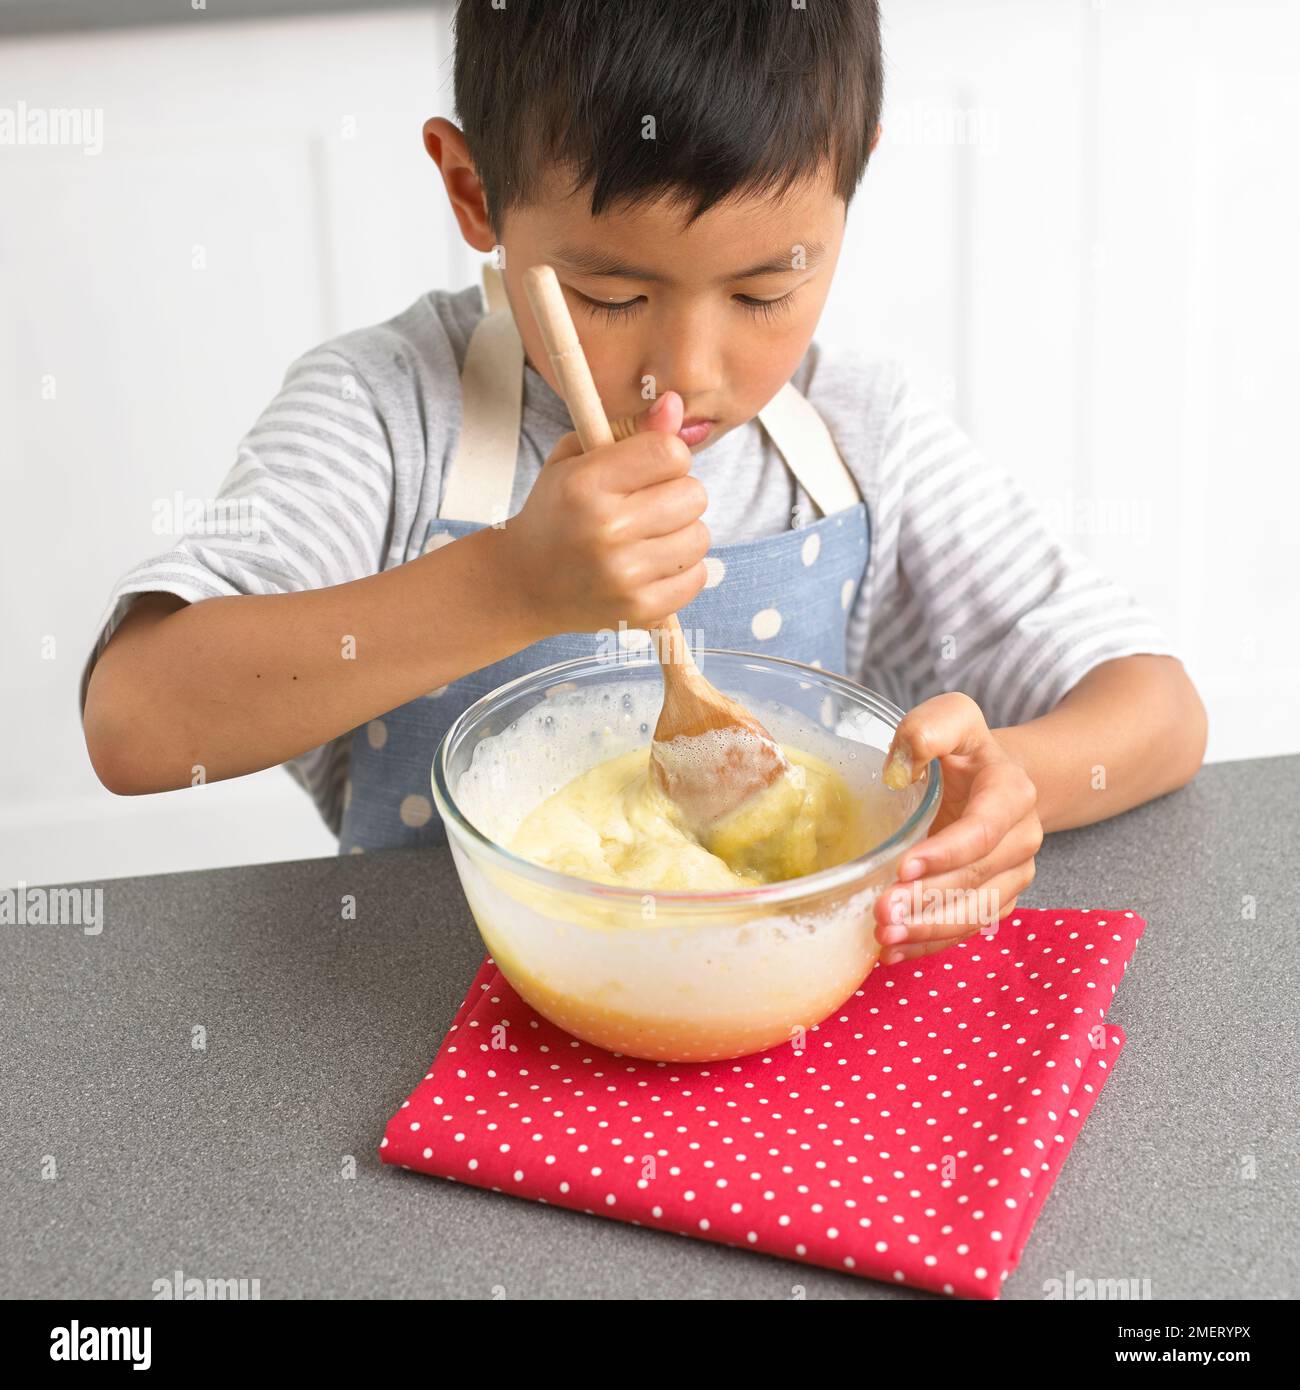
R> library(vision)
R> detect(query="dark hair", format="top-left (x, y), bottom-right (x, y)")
top-left (452, 0), bottom-right (883, 232)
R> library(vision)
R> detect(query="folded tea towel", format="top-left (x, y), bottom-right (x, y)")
top-left (380, 907), bottom-right (1143, 1298)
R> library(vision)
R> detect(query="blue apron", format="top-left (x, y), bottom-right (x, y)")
top-left (339, 265), bottom-right (870, 853)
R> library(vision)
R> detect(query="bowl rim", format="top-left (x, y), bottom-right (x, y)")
top-left (430, 647), bottom-right (943, 910)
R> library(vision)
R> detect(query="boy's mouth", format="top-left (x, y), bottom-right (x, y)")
top-left (678, 417), bottom-right (716, 447)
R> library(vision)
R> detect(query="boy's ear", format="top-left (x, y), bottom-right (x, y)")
top-left (423, 116), bottom-right (496, 253)
top-left (870, 122), bottom-right (882, 156)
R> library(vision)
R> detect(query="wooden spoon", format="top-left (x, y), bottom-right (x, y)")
top-left (521, 263), bottom-right (793, 831)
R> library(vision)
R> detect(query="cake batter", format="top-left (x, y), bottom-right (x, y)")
top-left (509, 743), bottom-right (867, 890)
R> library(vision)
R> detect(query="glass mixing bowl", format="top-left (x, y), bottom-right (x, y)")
top-left (431, 648), bottom-right (942, 1064)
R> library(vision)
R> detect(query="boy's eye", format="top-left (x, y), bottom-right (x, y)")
top-left (570, 287), bottom-right (797, 324)
top-left (735, 291), bottom-right (796, 322)
top-left (572, 290), bottom-right (644, 322)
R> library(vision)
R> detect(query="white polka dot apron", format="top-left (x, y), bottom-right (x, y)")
top-left (339, 265), bottom-right (869, 853)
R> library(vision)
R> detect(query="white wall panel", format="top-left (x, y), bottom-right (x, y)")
top-left (1, 0), bottom-right (1295, 887)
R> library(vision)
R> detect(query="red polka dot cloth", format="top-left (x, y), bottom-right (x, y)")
top-left (380, 907), bottom-right (1143, 1298)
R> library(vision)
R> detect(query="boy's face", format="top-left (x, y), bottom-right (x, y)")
top-left (428, 122), bottom-right (846, 453)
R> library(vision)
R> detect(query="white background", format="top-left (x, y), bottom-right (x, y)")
top-left (2, 0), bottom-right (1297, 889)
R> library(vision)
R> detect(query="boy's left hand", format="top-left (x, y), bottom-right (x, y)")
top-left (874, 692), bottom-right (1043, 965)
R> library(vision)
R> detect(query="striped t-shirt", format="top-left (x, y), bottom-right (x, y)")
top-left (80, 281), bottom-right (1180, 833)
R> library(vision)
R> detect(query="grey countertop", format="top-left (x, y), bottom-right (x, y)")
top-left (2, 755), bottom-right (1297, 1300)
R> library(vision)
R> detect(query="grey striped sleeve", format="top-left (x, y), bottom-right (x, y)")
top-left (79, 348), bottom-right (395, 835)
top-left (855, 380), bottom-right (1182, 728)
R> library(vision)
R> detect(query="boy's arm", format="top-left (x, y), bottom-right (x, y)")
top-left (870, 655), bottom-right (1206, 967)
top-left (852, 373), bottom-right (1206, 962)
top-left (84, 393), bottom-right (707, 796)
top-left (990, 652), bottom-right (1207, 834)
top-left (84, 525), bottom-right (540, 795)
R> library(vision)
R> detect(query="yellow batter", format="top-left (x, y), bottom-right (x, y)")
top-left (508, 743), bottom-right (868, 890)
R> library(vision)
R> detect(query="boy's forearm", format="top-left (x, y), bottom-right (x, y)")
top-left (990, 655), bottom-right (1208, 834)
top-left (84, 526), bottom-right (544, 794)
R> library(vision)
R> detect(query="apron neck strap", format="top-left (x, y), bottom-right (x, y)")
top-left (437, 263), bottom-right (524, 526)
top-left (481, 258), bottom-right (511, 315)
top-left (439, 262), bottom-right (860, 523)
top-left (756, 384), bottom-right (861, 516)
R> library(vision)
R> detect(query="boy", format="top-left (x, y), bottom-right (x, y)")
top-left (81, 0), bottom-right (1207, 965)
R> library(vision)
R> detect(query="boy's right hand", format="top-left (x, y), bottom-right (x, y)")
top-left (507, 390), bottom-right (711, 635)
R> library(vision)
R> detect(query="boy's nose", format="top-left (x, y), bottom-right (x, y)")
top-left (644, 305), bottom-right (725, 402)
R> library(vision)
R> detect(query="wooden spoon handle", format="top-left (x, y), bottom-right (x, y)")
top-left (521, 263), bottom-right (694, 671)
top-left (523, 264), bottom-right (614, 451)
